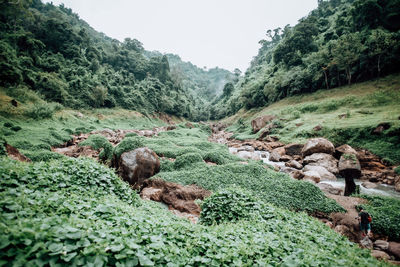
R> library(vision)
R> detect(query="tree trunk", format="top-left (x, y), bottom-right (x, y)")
top-left (377, 54), bottom-right (381, 78)
top-left (346, 67), bottom-right (351, 85)
top-left (323, 69), bottom-right (329, 89)
top-left (344, 176), bottom-right (356, 196)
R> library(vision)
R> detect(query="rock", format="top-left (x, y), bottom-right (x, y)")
top-left (325, 221), bottom-right (334, 229)
top-left (334, 144), bottom-right (358, 159)
top-left (389, 242), bottom-right (400, 260)
top-left (302, 138), bottom-right (335, 157)
top-left (313, 125), bottom-right (323, 131)
top-left (11, 99), bottom-right (18, 107)
top-left (374, 240), bottom-right (390, 251)
top-left (269, 151), bottom-right (281, 162)
top-left (334, 225), bottom-right (351, 236)
top-left (280, 155), bottom-right (292, 162)
top-left (372, 122), bottom-right (391, 135)
top-left (118, 147), bottom-right (160, 188)
top-left (303, 171), bottom-right (321, 183)
top-left (210, 122), bottom-right (226, 133)
top-left (303, 165), bottom-right (337, 180)
top-left (338, 113), bottom-right (348, 119)
top-left (339, 153), bottom-right (361, 178)
top-left (396, 180), bottom-right (400, 192)
top-left (273, 147), bottom-right (286, 156)
top-left (371, 250), bottom-right (391, 261)
top-left (317, 183), bottom-right (343, 195)
top-left (303, 153), bottom-right (339, 174)
top-left (251, 115), bottom-right (276, 133)
top-left (280, 167), bottom-right (297, 174)
top-left (185, 122), bottom-right (194, 128)
top-left (5, 144), bottom-right (31, 162)
top-left (290, 170), bottom-right (305, 180)
top-left (237, 145), bottom-right (255, 152)
top-left (75, 112), bottom-right (84, 118)
top-left (360, 236), bottom-right (373, 250)
top-left (295, 123), bottom-right (304, 127)
top-left (140, 187), bottom-right (163, 201)
top-left (228, 147), bottom-right (238, 154)
top-left (258, 133), bottom-right (279, 142)
top-left (286, 160), bottom-right (303, 169)
top-left (237, 151), bottom-right (260, 161)
top-left (362, 181), bottom-right (378, 189)
top-left (166, 125), bottom-right (177, 131)
top-left (284, 143), bottom-right (304, 156)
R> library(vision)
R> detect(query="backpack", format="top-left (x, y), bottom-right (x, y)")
top-left (368, 215), bottom-right (372, 223)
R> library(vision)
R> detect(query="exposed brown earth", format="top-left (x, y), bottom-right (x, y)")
top-left (5, 143), bottom-right (31, 162)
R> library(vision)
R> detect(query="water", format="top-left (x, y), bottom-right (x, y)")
top-left (321, 179), bottom-right (400, 199)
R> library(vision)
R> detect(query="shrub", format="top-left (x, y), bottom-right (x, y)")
top-left (10, 125), bottom-right (22, 132)
top-left (79, 134), bottom-right (113, 161)
top-left (395, 166), bottom-right (400, 175)
top-left (125, 132), bottom-right (138, 137)
top-left (203, 151), bottom-right (227, 165)
top-left (3, 122), bottom-right (13, 128)
top-left (200, 186), bottom-right (274, 225)
top-left (113, 136), bottom-right (144, 159)
top-left (299, 103), bottom-right (319, 113)
top-left (25, 102), bottom-right (63, 119)
top-left (24, 150), bottom-right (65, 162)
top-left (174, 152), bottom-right (203, 170)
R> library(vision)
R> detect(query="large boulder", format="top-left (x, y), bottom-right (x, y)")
top-left (269, 151), bottom-right (281, 162)
top-left (362, 181), bottom-right (378, 189)
top-left (286, 160), bottom-right (303, 169)
top-left (334, 144), bottom-right (358, 159)
top-left (303, 153), bottom-right (339, 174)
top-left (302, 138), bottom-right (335, 157)
top-left (303, 165), bottom-right (337, 180)
top-left (118, 147), bottom-right (160, 188)
top-left (251, 115), bottom-right (276, 133)
top-left (284, 143), bottom-right (304, 156)
top-left (317, 183), bottom-right (343, 195)
top-left (339, 153), bottom-right (361, 178)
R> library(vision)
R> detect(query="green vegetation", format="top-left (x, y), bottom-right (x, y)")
top-left (173, 152), bottom-right (203, 170)
top-left (79, 134), bottom-right (113, 162)
top-left (395, 166), bottom-right (400, 175)
top-left (357, 195), bottom-right (400, 241)
top-left (0, 157), bottom-right (386, 266)
top-left (226, 75), bottom-right (400, 164)
top-left (212, 0), bottom-right (400, 119)
top-left (113, 136), bottom-right (144, 160)
top-left (200, 186), bottom-right (274, 225)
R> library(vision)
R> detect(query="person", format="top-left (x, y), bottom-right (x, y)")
top-left (357, 208), bottom-right (372, 237)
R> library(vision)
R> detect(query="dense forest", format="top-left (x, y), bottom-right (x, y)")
top-left (211, 0), bottom-right (400, 119)
top-left (0, 0), bottom-right (234, 121)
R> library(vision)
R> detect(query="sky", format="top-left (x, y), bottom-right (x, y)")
top-left (43, 0), bottom-right (318, 72)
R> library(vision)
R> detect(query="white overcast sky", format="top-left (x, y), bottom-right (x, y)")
top-left (43, 0), bottom-right (318, 72)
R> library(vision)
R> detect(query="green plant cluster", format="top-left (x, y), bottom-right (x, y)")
top-left (200, 186), bottom-right (275, 225)
top-left (357, 195), bottom-right (400, 241)
top-left (79, 134), bottom-right (113, 162)
top-left (173, 152), bottom-right (203, 170)
top-left (113, 136), bottom-right (144, 160)
top-left (0, 157), bottom-right (385, 266)
top-left (155, 161), bottom-right (345, 214)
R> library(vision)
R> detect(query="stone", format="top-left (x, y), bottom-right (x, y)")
top-left (325, 221), bottom-right (334, 229)
top-left (303, 153), bottom-right (339, 174)
top-left (237, 145), bottom-right (255, 152)
top-left (362, 181), bottom-right (378, 189)
top-left (273, 147), bottom-right (286, 156)
top-left (140, 187), bottom-right (163, 201)
top-left (396, 180), bottom-right (400, 192)
top-left (313, 125), bottom-right (322, 131)
top-left (303, 171), bottom-right (321, 183)
top-left (269, 151), bottom-right (281, 162)
top-left (290, 170), bottom-right (305, 180)
top-left (286, 160), bottom-right (303, 169)
top-left (251, 115), bottom-right (276, 133)
top-left (371, 250), bottom-right (390, 261)
top-left (75, 112), bottom-right (84, 118)
top-left (334, 225), bottom-right (351, 236)
top-left (360, 236), bottom-right (373, 250)
top-left (118, 147), bottom-right (160, 188)
top-left (280, 155), bottom-right (292, 162)
top-left (185, 122), bottom-right (194, 128)
top-left (372, 122), bottom-right (391, 135)
top-left (301, 138), bottom-right (335, 157)
top-left (389, 242), bottom-right (400, 260)
top-left (339, 153), bottom-right (361, 178)
top-left (228, 147), bottom-right (238, 154)
top-left (334, 144), bottom-right (358, 159)
top-left (317, 183), bottom-right (343, 195)
top-left (374, 240), bottom-right (389, 251)
top-left (284, 143), bottom-right (304, 156)
top-left (303, 165), bottom-right (337, 180)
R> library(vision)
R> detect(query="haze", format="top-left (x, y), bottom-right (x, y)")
top-left (43, 0), bottom-right (318, 72)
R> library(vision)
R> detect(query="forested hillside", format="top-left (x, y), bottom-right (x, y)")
top-left (212, 0), bottom-right (400, 119)
top-left (0, 0), bottom-right (234, 121)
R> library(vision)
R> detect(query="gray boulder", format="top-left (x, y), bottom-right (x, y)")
top-left (303, 171), bottom-right (321, 183)
top-left (303, 165), bottom-right (337, 180)
top-left (118, 147), bottom-right (160, 188)
top-left (286, 160), bottom-right (303, 169)
top-left (303, 153), bottom-right (339, 174)
top-left (374, 240), bottom-right (389, 251)
top-left (284, 143), bottom-right (304, 156)
top-left (302, 138), bottom-right (335, 157)
top-left (251, 115), bottom-right (276, 133)
top-left (269, 151), bottom-right (281, 162)
top-left (339, 153), bottom-right (361, 178)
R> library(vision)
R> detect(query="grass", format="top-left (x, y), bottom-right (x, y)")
top-left (224, 74), bottom-right (400, 163)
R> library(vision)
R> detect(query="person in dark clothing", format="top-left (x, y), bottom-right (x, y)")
top-left (357, 208), bottom-right (371, 237)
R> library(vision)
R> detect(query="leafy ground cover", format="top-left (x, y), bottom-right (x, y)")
top-left (356, 195), bottom-right (400, 241)
top-left (0, 157), bottom-right (385, 266)
top-left (225, 74), bottom-right (400, 164)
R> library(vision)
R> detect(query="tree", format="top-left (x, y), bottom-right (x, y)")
top-left (367, 29), bottom-right (396, 77)
top-left (331, 33), bottom-right (365, 85)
